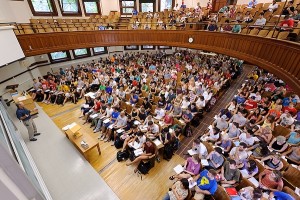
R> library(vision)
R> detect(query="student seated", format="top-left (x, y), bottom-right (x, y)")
top-left (282, 146), bottom-right (300, 165)
top-left (191, 169), bottom-right (218, 200)
top-left (169, 154), bottom-right (201, 181)
top-left (238, 187), bottom-right (262, 200)
top-left (126, 139), bottom-right (156, 173)
top-left (261, 154), bottom-right (284, 171)
top-left (206, 147), bottom-right (225, 170)
top-left (258, 169), bottom-right (283, 191)
top-left (121, 131), bottom-right (146, 152)
top-left (163, 178), bottom-right (189, 200)
top-left (220, 160), bottom-right (241, 187)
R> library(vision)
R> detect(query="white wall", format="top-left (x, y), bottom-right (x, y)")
top-left (236, 0), bottom-right (272, 5)
top-left (0, 0), bottom-right (15, 22)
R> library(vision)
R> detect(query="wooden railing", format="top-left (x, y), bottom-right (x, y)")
top-left (16, 30), bottom-right (300, 94)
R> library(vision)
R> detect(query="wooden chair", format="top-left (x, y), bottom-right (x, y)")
top-left (266, 30), bottom-right (278, 38)
top-left (277, 31), bottom-right (289, 40)
top-left (283, 186), bottom-right (300, 200)
top-left (236, 177), bottom-right (256, 191)
top-left (248, 28), bottom-right (259, 35)
top-left (283, 166), bottom-right (300, 189)
top-left (272, 125), bottom-right (290, 137)
top-left (240, 28), bottom-right (249, 34)
top-left (212, 186), bottom-right (231, 200)
top-left (257, 29), bottom-right (269, 37)
top-left (125, 104), bottom-right (133, 115)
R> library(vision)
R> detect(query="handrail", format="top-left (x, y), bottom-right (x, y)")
top-left (0, 102), bottom-right (52, 200)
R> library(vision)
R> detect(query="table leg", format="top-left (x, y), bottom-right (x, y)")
top-left (97, 143), bottom-right (101, 155)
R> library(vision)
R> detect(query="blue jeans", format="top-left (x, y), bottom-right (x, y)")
top-left (163, 193), bottom-right (170, 200)
top-left (94, 119), bottom-right (103, 131)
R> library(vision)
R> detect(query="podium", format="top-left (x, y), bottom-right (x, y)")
top-left (12, 94), bottom-right (38, 115)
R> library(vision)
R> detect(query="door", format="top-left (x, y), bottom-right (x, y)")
top-left (212, 0), bottom-right (228, 12)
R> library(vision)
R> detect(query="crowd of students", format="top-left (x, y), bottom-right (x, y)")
top-left (165, 68), bottom-right (300, 200)
top-left (29, 49), bottom-right (300, 199)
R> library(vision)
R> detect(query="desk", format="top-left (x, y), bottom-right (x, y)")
top-left (12, 94), bottom-right (38, 115)
top-left (65, 128), bottom-right (101, 160)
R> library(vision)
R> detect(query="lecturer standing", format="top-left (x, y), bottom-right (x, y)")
top-left (16, 102), bottom-right (40, 141)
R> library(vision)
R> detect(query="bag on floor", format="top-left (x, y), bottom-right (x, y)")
top-left (56, 95), bottom-right (64, 105)
top-left (129, 150), bottom-right (136, 161)
top-left (163, 144), bottom-right (173, 161)
top-left (116, 151), bottom-right (129, 162)
top-left (183, 124), bottom-right (193, 137)
top-left (137, 161), bottom-right (151, 175)
top-left (114, 137), bottom-right (124, 149)
top-left (191, 115), bottom-right (201, 127)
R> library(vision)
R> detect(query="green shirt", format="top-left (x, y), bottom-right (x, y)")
top-left (232, 25), bottom-right (241, 33)
top-left (99, 85), bottom-right (106, 90)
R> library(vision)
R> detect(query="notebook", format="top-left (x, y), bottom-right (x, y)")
top-left (188, 177), bottom-right (197, 189)
top-left (201, 159), bottom-right (209, 166)
top-left (187, 149), bottom-right (198, 156)
top-left (225, 187), bottom-right (238, 196)
top-left (134, 148), bottom-right (143, 156)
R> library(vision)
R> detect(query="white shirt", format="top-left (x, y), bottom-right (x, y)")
top-left (268, 3), bottom-right (278, 12)
top-left (239, 133), bottom-right (255, 146)
top-left (229, 147), bottom-right (248, 162)
top-left (105, 108), bottom-right (113, 118)
top-left (195, 143), bottom-right (208, 157)
top-left (116, 115), bottom-right (127, 127)
top-left (149, 124), bottom-right (159, 134)
top-left (196, 98), bottom-right (206, 108)
top-left (254, 18), bottom-right (266, 26)
top-left (155, 109), bottom-right (166, 119)
top-left (173, 6), bottom-right (179, 11)
top-left (181, 100), bottom-right (190, 109)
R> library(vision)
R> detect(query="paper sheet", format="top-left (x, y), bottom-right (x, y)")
top-left (153, 139), bottom-right (162, 146)
top-left (134, 120), bottom-right (141, 125)
top-left (188, 149), bottom-right (198, 156)
top-left (17, 96), bottom-right (27, 101)
top-left (173, 164), bottom-right (184, 174)
top-left (134, 148), bottom-right (143, 156)
top-left (129, 141), bottom-right (140, 150)
top-left (201, 159), bottom-right (209, 166)
top-left (188, 177), bottom-right (197, 189)
top-left (103, 118), bottom-right (110, 124)
top-left (83, 104), bottom-right (89, 109)
top-left (116, 129), bottom-right (124, 133)
top-left (90, 114), bottom-right (98, 119)
top-left (108, 124), bottom-right (114, 129)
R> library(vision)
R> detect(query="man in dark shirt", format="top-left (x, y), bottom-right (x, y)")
top-left (16, 102), bottom-right (40, 141)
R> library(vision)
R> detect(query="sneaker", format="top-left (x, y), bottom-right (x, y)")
top-left (104, 138), bottom-right (110, 142)
top-left (99, 136), bottom-right (105, 141)
top-left (110, 141), bottom-right (115, 146)
top-left (93, 129), bottom-right (99, 133)
top-left (30, 138), bottom-right (37, 141)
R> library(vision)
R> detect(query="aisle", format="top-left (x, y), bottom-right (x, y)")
top-left (176, 65), bottom-right (254, 157)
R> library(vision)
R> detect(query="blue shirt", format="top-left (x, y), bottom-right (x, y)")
top-left (282, 97), bottom-right (290, 107)
top-left (16, 108), bottom-right (31, 121)
top-left (111, 111), bottom-right (120, 121)
top-left (130, 94), bottom-right (139, 104)
top-left (287, 132), bottom-right (300, 144)
top-left (196, 170), bottom-right (217, 195)
top-left (273, 191), bottom-right (295, 200)
top-left (149, 65), bottom-right (156, 70)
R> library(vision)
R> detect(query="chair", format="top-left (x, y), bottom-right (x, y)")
top-left (283, 186), bottom-right (300, 200)
top-left (273, 125), bottom-right (290, 137)
top-left (212, 186), bottom-right (231, 200)
top-left (29, 19), bottom-right (39, 24)
top-left (69, 27), bottom-right (77, 31)
top-left (266, 30), bottom-right (278, 38)
top-left (77, 27), bottom-right (84, 31)
top-left (240, 28), bottom-right (249, 34)
top-left (248, 28), bottom-right (259, 35)
top-left (277, 31), bottom-right (289, 40)
top-left (257, 29), bottom-right (269, 37)
top-left (45, 28), bottom-right (54, 33)
top-left (236, 178), bottom-right (256, 191)
top-left (283, 166), bottom-right (300, 189)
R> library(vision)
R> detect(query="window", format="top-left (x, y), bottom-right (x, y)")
top-left (83, 0), bottom-right (100, 15)
top-left (48, 51), bottom-right (70, 63)
top-left (93, 47), bottom-right (107, 55)
top-left (140, 0), bottom-right (155, 12)
top-left (27, 0), bottom-right (58, 16)
top-left (158, 46), bottom-right (172, 49)
top-left (119, 0), bottom-right (136, 15)
top-left (59, 0), bottom-right (81, 15)
top-left (124, 45), bottom-right (139, 50)
top-left (159, 0), bottom-right (174, 12)
top-left (73, 48), bottom-right (90, 58)
top-left (141, 45), bottom-right (155, 50)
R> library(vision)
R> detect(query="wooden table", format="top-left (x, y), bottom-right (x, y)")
top-left (65, 128), bottom-right (101, 160)
top-left (12, 94), bottom-right (38, 115)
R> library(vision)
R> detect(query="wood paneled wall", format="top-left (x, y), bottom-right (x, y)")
top-left (16, 30), bottom-right (300, 94)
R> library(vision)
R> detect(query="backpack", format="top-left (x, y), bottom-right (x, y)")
top-left (116, 151), bottom-right (129, 162)
top-left (184, 124), bottom-right (193, 137)
top-left (129, 150), bottom-right (136, 161)
top-left (114, 137), bottom-right (124, 149)
top-left (191, 114), bottom-right (201, 127)
top-left (236, 96), bottom-right (246, 104)
top-left (137, 161), bottom-right (151, 175)
top-left (163, 144), bottom-right (173, 161)
top-left (56, 95), bottom-right (64, 105)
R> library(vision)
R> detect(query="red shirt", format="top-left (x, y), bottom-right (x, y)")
top-left (280, 19), bottom-right (294, 28)
top-left (282, 106), bottom-right (297, 116)
top-left (94, 101), bottom-right (101, 112)
top-left (244, 99), bottom-right (258, 110)
top-left (164, 115), bottom-right (174, 124)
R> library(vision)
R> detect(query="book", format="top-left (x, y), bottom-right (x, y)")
top-left (108, 124), bottom-right (114, 129)
top-left (173, 164), bottom-right (184, 174)
top-left (134, 120), bottom-right (141, 125)
top-left (129, 141), bottom-right (140, 150)
top-left (83, 104), bottom-right (89, 109)
top-left (134, 148), bottom-right (143, 156)
top-left (90, 114), bottom-right (98, 119)
top-left (225, 187), bottom-right (238, 196)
